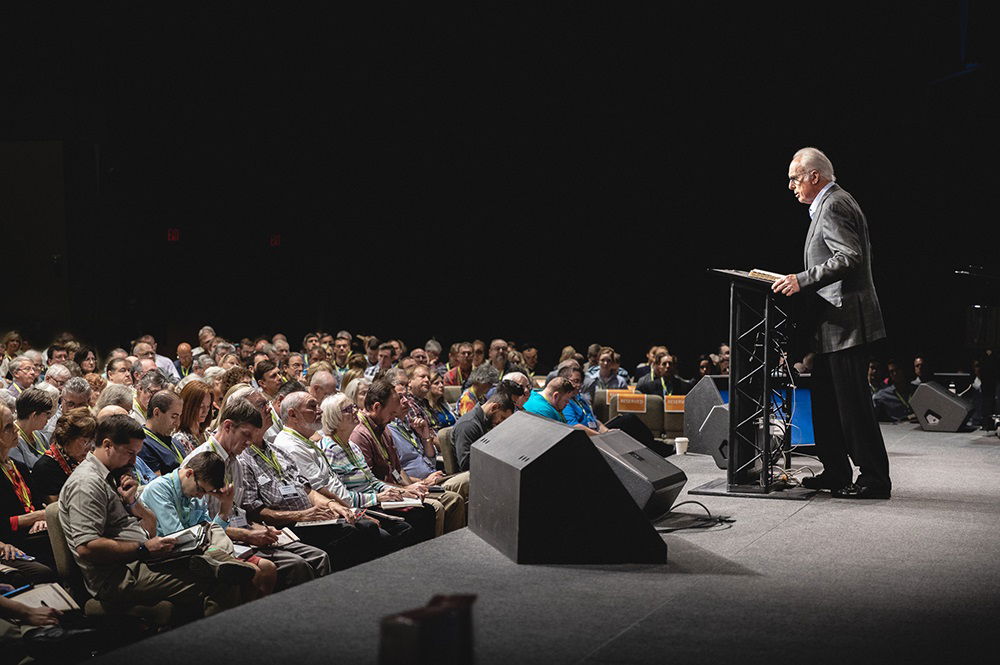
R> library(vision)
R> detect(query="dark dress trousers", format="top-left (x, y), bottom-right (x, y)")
top-left (794, 183), bottom-right (891, 490)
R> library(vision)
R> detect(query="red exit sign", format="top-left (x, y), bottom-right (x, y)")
top-left (166, 228), bottom-right (181, 243)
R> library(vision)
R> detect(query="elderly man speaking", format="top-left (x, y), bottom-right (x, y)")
top-left (772, 147), bottom-right (891, 500)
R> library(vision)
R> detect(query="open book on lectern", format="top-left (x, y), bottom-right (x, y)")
top-left (747, 268), bottom-right (784, 283)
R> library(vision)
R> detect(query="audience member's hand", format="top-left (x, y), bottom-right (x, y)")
top-left (242, 526), bottom-right (279, 546)
top-left (326, 501), bottom-right (355, 524)
top-left (0, 584), bottom-right (13, 594)
top-left (411, 416), bottom-right (431, 438)
top-left (28, 520), bottom-right (47, 535)
top-left (421, 471), bottom-right (445, 486)
top-left (19, 605), bottom-right (62, 626)
top-left (404, 483), bottom-right (428, 498)
top-left (218, 483), bottom-right (235, 502)
top-left (377, 488), bottom-right (403, 503)
top-left (118, 475), bottom-right (139, 506)
top-left (299, 505), bottom-right (335, 523)
top-left (1, 542), bottom-right (26, 560)
top-left (146, 536), bottom-right (176, 553)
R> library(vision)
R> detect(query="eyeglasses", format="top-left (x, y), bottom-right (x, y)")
top-left (341, 403), bottom-right (359, 415)
top-left (788, 171), bottom-right (813, 186)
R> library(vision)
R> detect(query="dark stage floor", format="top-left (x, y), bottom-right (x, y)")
top-left (96, 424), bottom-right (1000, 664)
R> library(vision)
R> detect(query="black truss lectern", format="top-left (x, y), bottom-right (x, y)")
top-left (689, 269), bottom-right (815, 500)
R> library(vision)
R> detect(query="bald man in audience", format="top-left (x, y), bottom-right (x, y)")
top-left (309, 370), bottom-right (338, 405)
top-left (175, 343), bottom-right (194, 378)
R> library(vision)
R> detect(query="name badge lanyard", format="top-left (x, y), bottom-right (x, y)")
top-left (144, 428), bottom-right (184, 465)
top-left (284, 426), bottom-right (336, 475)
top-left (250, 444), bottom-right (285, 481)
top-left (133, 399), bottom-right (147, 421)
top-left (360, 414), bottom-right (402, 482)
top-left (2, 460), bottom-right (34, 513)
top-left (15, 424), bottom-right (46, 456)
top-left (333, 434), bottom-right (375, 484)
top-left (171, 469), bottom-right (192, 525)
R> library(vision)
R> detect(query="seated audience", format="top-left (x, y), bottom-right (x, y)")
top-left (581, 347), bottom-right (629, 402)
top-left (364, 343), bottom-right (396, 379)
top-left (637, 352), bottom-right (689, 397)
top-left (10, 389), bottom-right (55, 468)
top-left (344, 377), bottom-right (371, 412)
top-left (140, 451), bottom-right (277, 597)
top-left (139, 390), bottom-right (185, 476)
top-left (30, 407), bottom-right (95, 505)
top-left (131, 370), bottom-right (167, 424)
top-left (60, 414), bottom-right (249, 618)
top-left (1, 404), bottom-right (57, 581)
top-left (6, 357), bottom-right (39, 398)
top-left (874, 360), bottom-right (916, 422)
top-left (458, 364), bottom-right (499, 416)
top-left (443, 342), bottom-right (474, 388)
top-left (426, 372), bottom-right (457, 430)
top-left (560, 363), bottom-right (607, 433)
top-left (173, 379), bottom-right (214, 455)
top-left (524, 376), bottom-right (588, 430)
top-left (183, 398), bottom-right (330, 590)
top-left (452, 393), bottom-right (516, 472)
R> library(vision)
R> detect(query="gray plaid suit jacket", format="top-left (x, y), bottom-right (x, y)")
top-left (795, 183), bottom-right (886, 354)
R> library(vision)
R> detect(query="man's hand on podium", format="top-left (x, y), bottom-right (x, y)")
top-left (772, 274), bottom-right (800, 296)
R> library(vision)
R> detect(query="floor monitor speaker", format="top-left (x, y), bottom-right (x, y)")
top-left (911, 382), bottom-right (974, 432)
top-left (469, 411), bottom-right (667, 564)
top-left (592, 430), bottom-right (687, 520)
top-left (684, 376), bottom-right (725, 453)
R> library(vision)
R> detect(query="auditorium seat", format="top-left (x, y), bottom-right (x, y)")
top-left (437, 426), bottom-right (459, 475)
top-left (592, 390), bottom-right (610, 422)
top-left (609, 393), bottom-right (665, 438)
top-left (45, 502), bottom-right (176, 626)
top-left (443, 385), bottom-right (463, 404)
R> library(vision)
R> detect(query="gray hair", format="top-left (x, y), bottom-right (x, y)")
top-left (0, 392), bottom-right (15, 413)
top-left (9, 356), bottom-right (33, 374)
top-left (792, 147), bottom-right (836, 182)
top-left (23, 350), bottom-right (43, 364)
top-left (96, 383), bottom-right (134, 411)
top-left (174, 375), bottom-right (204, 393)
top-left (320, 392), bottom-right (352, 435)
top-left (274, 339), bottom-right (290, 352)
top-left (424, 339), bottom-right (442, 355)
top-left (309, 370), bottom-right (337, 391)
top-left (63, 376), bottom-right (92, 398)
top-left (35, 381), bottom-right (60, 400)
top-left (227, 384), bottom-right (257, 406)
top-left (470, 364), bottom-right (500, 386)
top-left (343, 378), bottom-right (371, 405)
top-left (198, 325), bottom-right (216, 338)
top-left (138, 370), bottom-right (167, 393)
top-left (203, 366), bottom-right (225, 382)
top-left (279, 391), bottom-right (310, 421)
top-left (503, 371), bottom-right (529, 386)
top-left (193, 354), bottom-right (216, 370)
top-left (46, 364), bottom-right (71, 383)
top-left (382, 367), bottom-right (407, 387)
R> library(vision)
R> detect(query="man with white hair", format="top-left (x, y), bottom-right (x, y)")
top-left (6, 357), bottom-right (39, 397)
top-left (308, 370), bottom-right (338, 406)
top-left (192, 325), bottom-right (216, 357)
top-left (772, 147), bottom-right (891, 500)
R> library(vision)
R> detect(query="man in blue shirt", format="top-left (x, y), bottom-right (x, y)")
top-left (139, 391), bottom-right (185, 476)
top-left (141, 451), bottom-right (277, 596)
top-left (559, 364), bottom-right (608, 434)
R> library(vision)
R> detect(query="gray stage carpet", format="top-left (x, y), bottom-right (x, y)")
top-left (96, 424), bottom-right (1000, 664)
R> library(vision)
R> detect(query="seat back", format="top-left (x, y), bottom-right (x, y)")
top-left (591, 390), bottom-right (610, 423)
top-left (443, 385), bottom-right (463, 404)
top-left (609, 394), bottom-right (665, 437)
top-left (437, 426), bottom-right (459, 475)
top-left (45, 502), bottom-right (86, 598)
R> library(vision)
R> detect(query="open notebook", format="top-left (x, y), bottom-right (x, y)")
top-left (4, 583), bottom-right (79, 611)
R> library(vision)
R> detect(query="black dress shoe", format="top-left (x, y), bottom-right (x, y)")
top-left (801, 474), bottom-right (848, 491)
top-left (831, 483), bottom-right (891, 500)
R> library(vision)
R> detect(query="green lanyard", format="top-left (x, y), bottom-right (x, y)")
top-left (133, 399), bottom-right (147, 421)
top-left (15, 424), bottom-right (46, 455)
top-left (170, 470), bottom-right (192, 525)
top-left (144, 427), bottom-right (184, 464)
top-left (250, 444), bottom-right (285, 479)
top-left (360, 413), bottom-right (391, 462)
top-left (283, 427), bottom-right (335, 475)
top-left (333, 434), bottom-right (375, 483)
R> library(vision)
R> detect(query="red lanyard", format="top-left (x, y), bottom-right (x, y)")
top-left (45, 444), bottom-right (74, 476)
top-left (2, 460), bottom-right (34, 513)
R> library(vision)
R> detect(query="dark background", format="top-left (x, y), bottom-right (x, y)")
top-left (2, 2), bottom-right (996, 374)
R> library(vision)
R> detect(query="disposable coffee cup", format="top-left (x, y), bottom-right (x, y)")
top-left (674, 437), bottom-right (689, 455)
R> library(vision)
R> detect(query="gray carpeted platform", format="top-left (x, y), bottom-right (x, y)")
top-left (96, 424), bottom-right (1000, 664)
